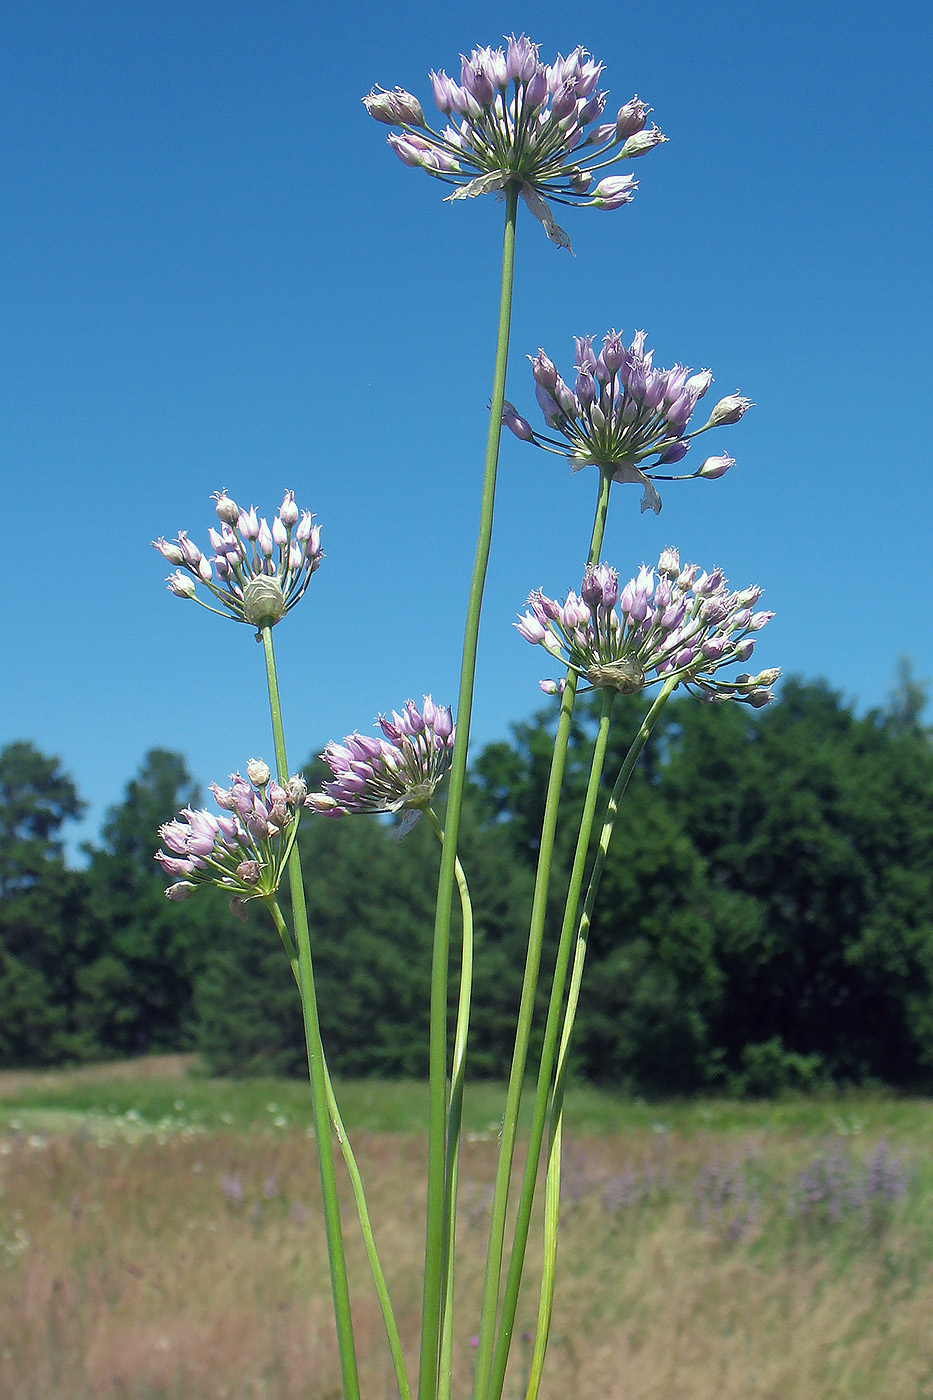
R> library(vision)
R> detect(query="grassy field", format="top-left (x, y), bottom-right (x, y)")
top-left (1, 1057), bottom-right (932, 1400)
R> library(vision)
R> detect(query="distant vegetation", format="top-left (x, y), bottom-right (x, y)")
top-left (2, 671), bottom-right (933, 1094)
top-left (1, 1059), bottom-right (932, 1399)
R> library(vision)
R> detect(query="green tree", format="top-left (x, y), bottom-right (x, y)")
top-left (661, 679), bottom-right (933, 1089)
top-left (0, 742), bottom-right (87, 1064)
top-left (78, 749), bottom-right (221, 1056)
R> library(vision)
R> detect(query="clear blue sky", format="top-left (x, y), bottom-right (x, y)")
top-left (3, 0), bottom-right (931, 857)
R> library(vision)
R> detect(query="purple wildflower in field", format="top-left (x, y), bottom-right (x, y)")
top-left (502, 329), bottom-right (752, 513)
top-left (221, 1170), bottom-right (244, 1206)
top-left (153, 489), bottom-right (323, 630)
top-left (307, 697), bottom-right (455, 831)
top-left (155, 759), bottom-right (306, 914)
top-left (364, 36), bottom-right (665, 249)
top-left (789, 1139), bottom-right (909, 1231)
top-left (517, 548), bottom-right (778, 705)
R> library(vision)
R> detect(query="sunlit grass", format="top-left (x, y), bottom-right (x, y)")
top-left (1, 1059), bottom-right (932, 1398)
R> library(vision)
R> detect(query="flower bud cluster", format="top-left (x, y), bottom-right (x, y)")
top-left (308, 697), bottom-right (455, 823)
top-left (503, 329), bottom-right (752, 513)
top-left (364, 35), bottom-right (665, 249)
top-left (155, 762), bottom-right (306, 917)
top-left (153, 489), bottom-right (323, 630)
top-left (516, 549), bottom-right (777, 706)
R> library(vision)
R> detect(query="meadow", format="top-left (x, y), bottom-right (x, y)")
top-left (2, 1057), bottom-right (932, 1400)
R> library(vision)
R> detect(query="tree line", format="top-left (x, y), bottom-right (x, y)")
top-left (2, 670), bottom-right (932, 1095)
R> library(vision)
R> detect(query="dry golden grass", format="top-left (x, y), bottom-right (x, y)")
top-left (1, 1107), bottom-right (931, 1400)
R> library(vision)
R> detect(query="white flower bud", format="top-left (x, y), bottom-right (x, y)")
top-left (246, 758), bottom-right (271, 788)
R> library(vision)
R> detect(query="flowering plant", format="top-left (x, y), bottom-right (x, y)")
top-left (364, 36), bottom-right (665, 248)
top-left (152, 32), bottom-right (775, 1400)
top-left (517, 551), bottom-right (775, 703)
top-left (503, 328), bottom-right (752, 512)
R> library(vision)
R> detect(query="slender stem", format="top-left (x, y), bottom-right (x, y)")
top-left (323, 1059), bottom-right (413, 1400)
top-left (269, 899), bottom-right (412, 1400)
top-left (260, 625), bottom-right (360, 1400)
top-left (425, 808), bottom-right (475, 1400)
top-left (419, 182), bottom-right (520, 1400)
top-left (528, 676), bottom-right (680, 1398)
top-left (523, 1115), bottom-right (561, 1400)
top-left (472, 467), bottom-right (612, 1400)
top-left (486, 689), bottom-right (615, 1400)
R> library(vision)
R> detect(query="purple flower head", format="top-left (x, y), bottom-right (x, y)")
top-left (153, 489), bottom-right (324, 630)
top-left (502, 328), bottom-right (752, 514)
top-left (309, 697), bottom-right (456, 827)
top-left (155, 760), bottom-right (307, 914)
top-left (364, 37), bottom-right (665, 251)
top-left (517, 551), bottom-right (778, 705)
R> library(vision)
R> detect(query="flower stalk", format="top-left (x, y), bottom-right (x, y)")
top-left (471, 464), bottom-right (612, 1400)
top-left (260, 625), bottom-right (361, 1400)
top-left (524, 675), bottom-right (681, 1398)
top-left (486, 689), bottom-right (616, 1400)
top-left (417, 179), bottom-right (519, 1400)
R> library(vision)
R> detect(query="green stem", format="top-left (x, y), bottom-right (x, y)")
top-left (527, 676), bottom-right (680, 1400)
top-left (472, 466), bottom-right (613, 1400)
top-left (269, 900), bottom-right (412, 1400)
top-left (324, 1059), bottom-right (413, 1400)
top-left (425, 808), bottom-right (475, 1400)
top-left (486, 689), bottom-right (615, 1400)
top-left (260, 625), bottom-right (360, 1400)
top-left (419, 182), bottom-right (519, 1400)
top-left (523, 1115), bottom-right (561, 1400)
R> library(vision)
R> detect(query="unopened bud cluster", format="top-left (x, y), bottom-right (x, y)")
top-left (503, 329), bottom-right (752, 513)
top-left (516, 549), bottom-right (777, 706)
top-left (155, 762), bottom-right (307, 917)
top-left (364, 35), bottom-right (665, 249)
top-left (153, 489), bottom-right (323, 629)
top-left (308, 697), bottom-right (455, 822)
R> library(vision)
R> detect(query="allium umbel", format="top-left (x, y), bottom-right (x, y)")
top-left (308, 697), bottom-right (455, 826)
top-left (503, 330), bottom-right (752, 513)
top-left (364, 36), bottom-right (665, 249)
top-left (517, 550), bottom-right (777, 706)
top-left (155, 762), bottom-right (307, 917)
top-left (153, 490), bottom-right (323, 630)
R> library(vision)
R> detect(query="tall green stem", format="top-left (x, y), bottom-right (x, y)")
top-left (486, 689), bottom-right (615, 1400)
top-left (260, 625), bottom-right (360, 1400)
top-left (472, 467), bottom-right (613, 1400)
top-left (418, 182), bottom-right (519, 1400)
top-left (425, 808), bottom-right (475, 1400)
top-left (269, 898), bottom-right (411, 1400)
top-left (524, 676), bottom-right (680, 1400)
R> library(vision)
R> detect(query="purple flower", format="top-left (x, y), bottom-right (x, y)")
top-left (308, 697), bottom-right (456, 826)
top-left (502, 329), bottom-right (752, 513)
top-left (155, 761), bottom-right (306, 915)
top-left (364, 37), bottom-right (665, 250)
top-left (153, 489), bottom-right (324, 629)
top-left (517, 548), bottom-right (778, 705)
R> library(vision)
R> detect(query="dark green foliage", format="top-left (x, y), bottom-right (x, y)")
top-left (3, 668), bottom-right (933, 1091)
top-left (0, 741), bottom-right (85, 898)
top-left (195, 769), bottom-right (535, 1079)
top-left (659, 679), bottom-right (933, 1089)
top-left (0, 743), bottom-right (87, 1063)
top-left (77, 750), bottom-right (221, 1056)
